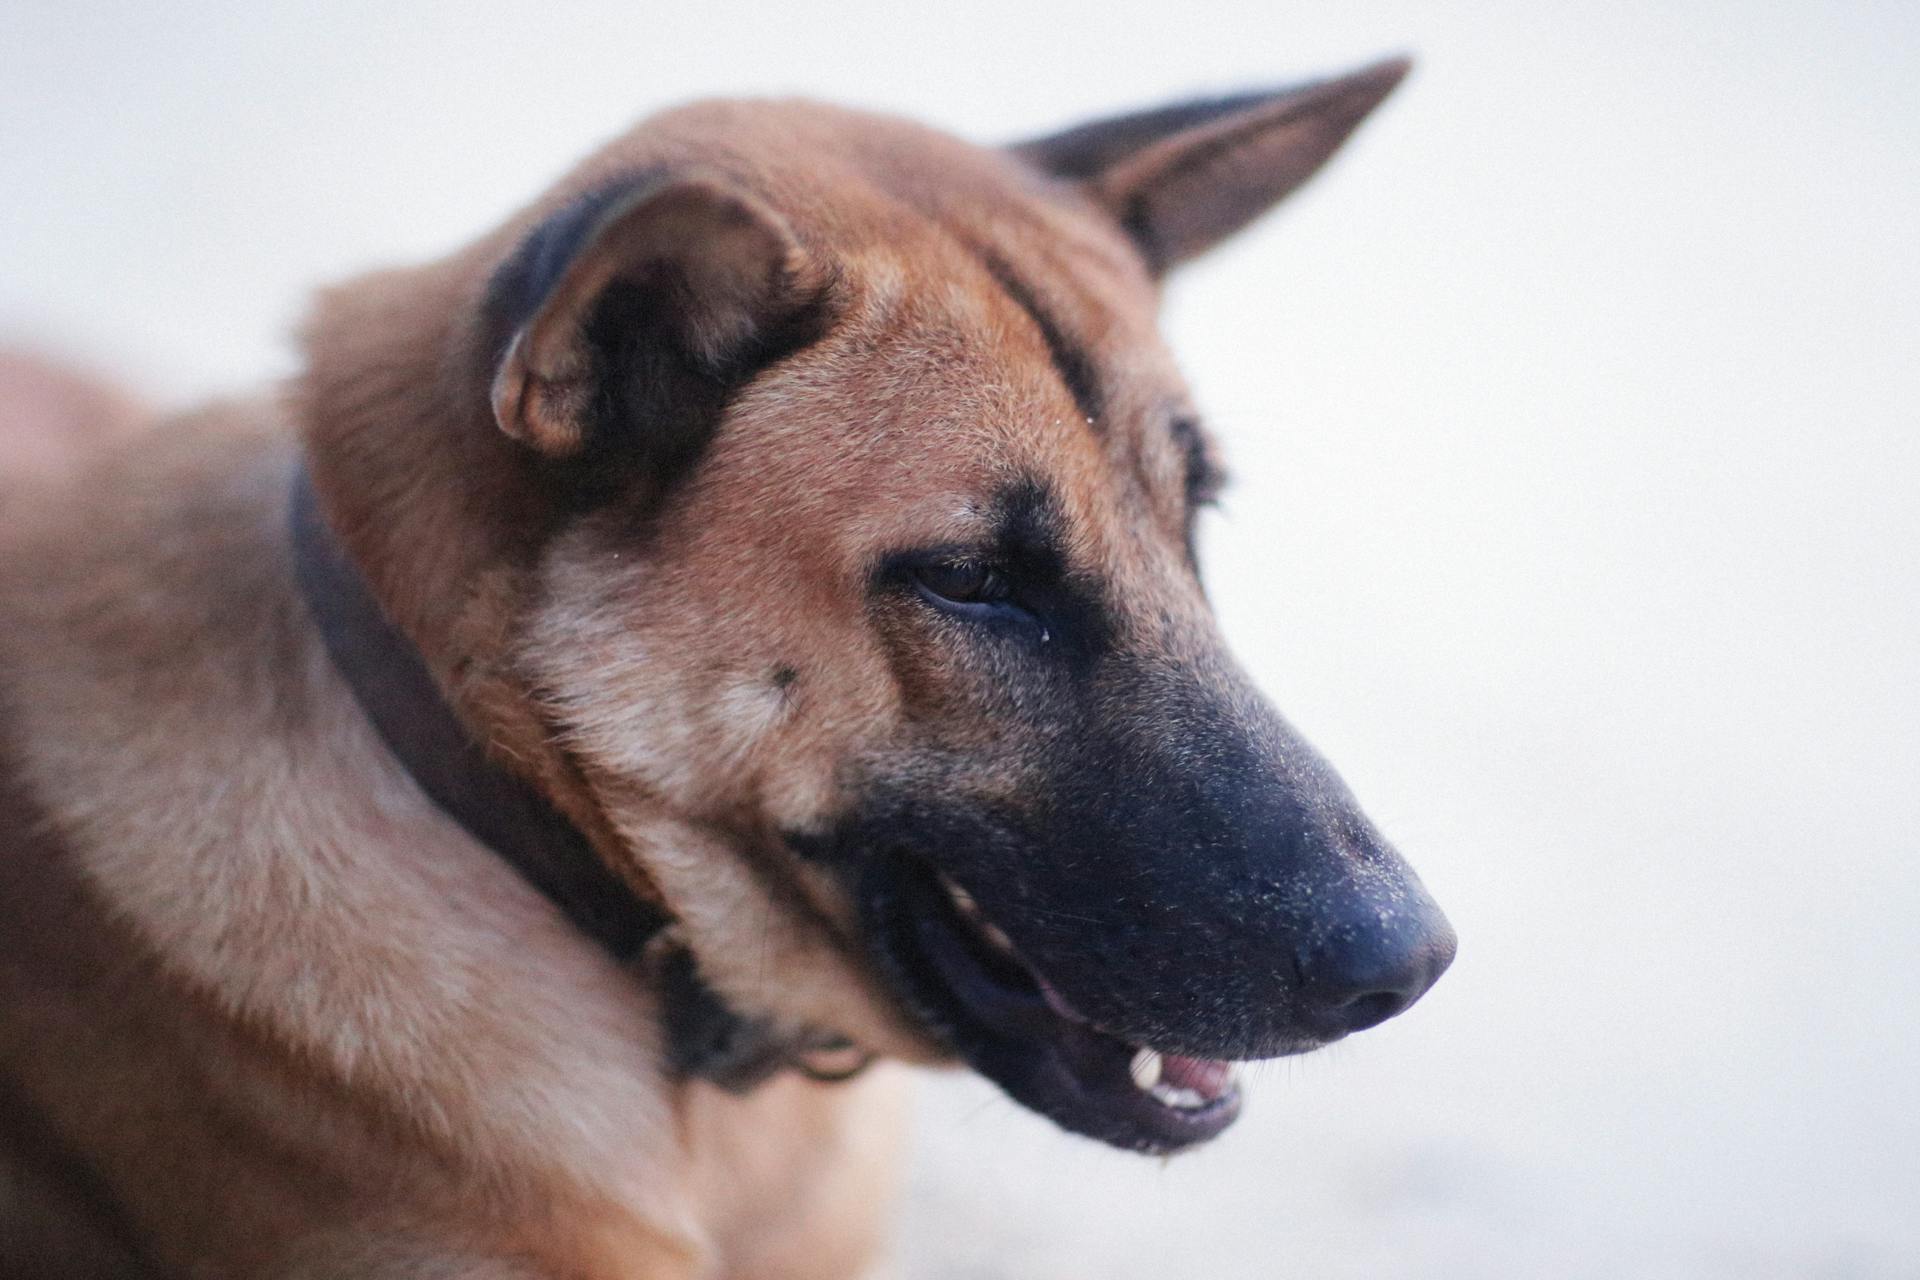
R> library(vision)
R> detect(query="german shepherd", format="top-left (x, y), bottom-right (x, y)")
top-left (0, 58), bottom-right (1454, 1278)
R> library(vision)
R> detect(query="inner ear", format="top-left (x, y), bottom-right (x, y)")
top-left (485, 171), bottom-right (831, 468)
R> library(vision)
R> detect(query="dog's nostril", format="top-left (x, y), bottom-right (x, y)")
top-left (1331, 988), bottom-right (1412, 1032)
top-left (1297, 908), bottom-right (1455, 1036)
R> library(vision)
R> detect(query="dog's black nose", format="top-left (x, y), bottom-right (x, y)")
top-left (1296, 899), bottom-right (1456, 1035)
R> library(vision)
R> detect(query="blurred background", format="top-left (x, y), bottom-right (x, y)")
top-left (4, 2), bottom-right (1915, 1275)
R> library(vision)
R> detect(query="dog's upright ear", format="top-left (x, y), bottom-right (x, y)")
top-left (486, 171), bottom-right (829, 465)
top-left (1013, 57), bottom-right (1410, 274)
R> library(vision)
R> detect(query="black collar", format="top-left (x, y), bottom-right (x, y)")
top-left (288, 464), bottom-right (834, 1091)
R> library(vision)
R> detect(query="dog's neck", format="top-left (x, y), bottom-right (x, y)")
top-left (288, 463), bottom-right (831, 1092)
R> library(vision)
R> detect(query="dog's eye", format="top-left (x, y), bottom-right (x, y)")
top-left (912, 561), bottom-right (1011, 606)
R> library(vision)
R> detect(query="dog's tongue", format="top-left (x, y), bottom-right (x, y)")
top-left (1037, 976), bottom-right (1238, 1102)
top-left (1162, 1053), bottom-right (1236, 1101)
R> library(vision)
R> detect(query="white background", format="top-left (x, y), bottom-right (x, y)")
top-left (4, 3), bottom-right (1916, 1276)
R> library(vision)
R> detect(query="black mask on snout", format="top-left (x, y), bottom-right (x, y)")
top-left (814, 653), bottom-right (1455, 1065)
top-left (989, 656), bottom-right (1453, 1057)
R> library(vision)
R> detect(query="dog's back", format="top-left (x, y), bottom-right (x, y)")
top-left (0, 352), bottom-right (147, 491)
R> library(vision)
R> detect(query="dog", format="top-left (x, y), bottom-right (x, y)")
top-left (0, 57), bottom-right (1454, 1278)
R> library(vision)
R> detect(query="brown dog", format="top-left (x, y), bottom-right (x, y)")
top-left (0, 60), bottom-right (1453, 1278)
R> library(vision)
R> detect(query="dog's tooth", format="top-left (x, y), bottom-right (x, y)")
top-left (943, 878), bottom-right (978, 917)
top-left (1128, 1048), bottom-right (1163, 1091)
top-left (979, 921), bottom-right (1017, 954)
top-left (1148, 1082), bottom-right (1208, 1110)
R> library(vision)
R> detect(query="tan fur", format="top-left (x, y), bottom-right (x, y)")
top-left (0, 352), bottom-right (148, 487)
top-left (0, 79), bottom-right (1390, 1275)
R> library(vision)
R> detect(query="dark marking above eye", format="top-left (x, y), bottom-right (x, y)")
top-left (966, 246), bottom-right (1105, 428)
top-left (772, 665), bottom-right (798, 689)
top-left (991, 477), bottom-right (1072, 574)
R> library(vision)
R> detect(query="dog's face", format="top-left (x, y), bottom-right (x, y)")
top-left (442, 62), bottom-right (1454, 1154)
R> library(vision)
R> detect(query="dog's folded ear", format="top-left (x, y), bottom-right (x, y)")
top-left (486, 171), bottom-right (829, 464)
top-left (1013, 57), bottom-right (1410, 275)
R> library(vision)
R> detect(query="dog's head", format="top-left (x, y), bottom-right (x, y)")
top-left (304, 58), bottom-right (1453, 1154)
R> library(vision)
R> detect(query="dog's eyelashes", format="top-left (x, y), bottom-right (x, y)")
top-left (897, 554), bottom-right (1077, 647)
top-left (911, 561), bottom-right (1011, 607)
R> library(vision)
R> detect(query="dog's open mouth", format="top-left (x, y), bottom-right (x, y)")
top-left (868, 856), bottom-right (1243, 1153)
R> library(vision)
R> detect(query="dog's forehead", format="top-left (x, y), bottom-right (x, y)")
top-left (713, 232), bottom-right (1199, 561)
top-left (566, 98), bottom-right (1207, 559)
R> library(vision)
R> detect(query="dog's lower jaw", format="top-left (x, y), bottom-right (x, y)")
top-left (860, 856), bottom-right (1266, 1154)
